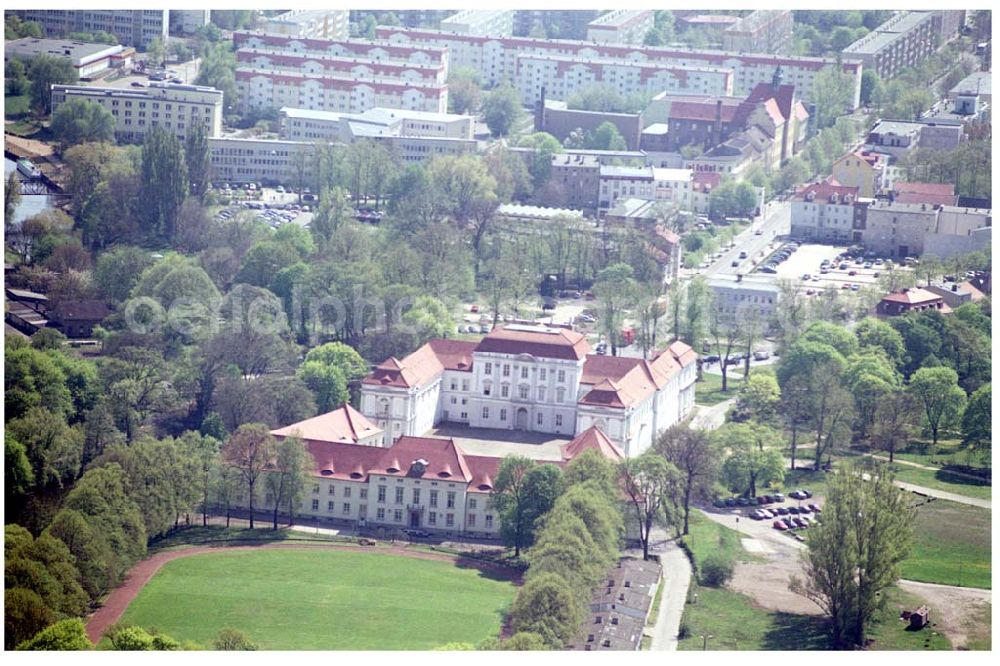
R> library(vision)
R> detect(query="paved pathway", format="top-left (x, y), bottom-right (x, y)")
top-left (648, 539), bottom-right (692, 651)
top-left (868, 454), bottom-right (991, 482)
top-left (689, 397), bottom-right (736, 431)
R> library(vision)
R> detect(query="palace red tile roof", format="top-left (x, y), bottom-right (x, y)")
top-left (561, 426), bottom-right (625, 461)
top-left (578, 340), bottom-right (696, 409)
top-left (271, 404), bottom-right (382, 445)
top-left (793, 178), bottom-right (859, 202)
top-left (476, 324), bottom-right (590, 360)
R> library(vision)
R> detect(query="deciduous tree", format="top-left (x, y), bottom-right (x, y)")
top-left (222, 424), bottom-right (277, 529)
top-left (909, 366), bottom-right (967, 445)
top-left (621, 452), bottom-right (681, 559)
top-left (791, 462), bottom-right (914, 648)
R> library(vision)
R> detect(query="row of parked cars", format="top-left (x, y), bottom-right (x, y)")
top-left (751, 503), bottom-right (822, 521)
top-left (713, 492), bottom-right (786, 508)
top-left (458, 324), bottom-right (491, 334)
top-left (757, 243), bottom-right (799, 274)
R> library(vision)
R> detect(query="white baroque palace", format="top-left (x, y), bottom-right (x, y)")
top-left (360, 324), bottom-right (697, 457)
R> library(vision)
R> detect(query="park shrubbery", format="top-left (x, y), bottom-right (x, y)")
top-left (700, 552), bottom-right (736, 588)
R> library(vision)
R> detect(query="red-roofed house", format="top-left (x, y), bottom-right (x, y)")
top-left (361, 324), bottom-right (697, 456)
top-left (790, 178), bottom-right (860, 243)
top-left (876, 288), bottom-right (953, 318)
top-left (832, 150), bottom-right (888, 198)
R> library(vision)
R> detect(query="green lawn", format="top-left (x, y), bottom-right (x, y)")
top-left (4, 92), bottom-right (29, 118)
top-left (118, 549), bottom-right (516, 649)
top-left (893, 439), bottom-right (991, 471)
top-left (901, 499), bottom-right (992, 589)
top-left (678, 586), bottom-right (951, 651)
top-left (684, 510), bottom-right (761, 565)
top-left (888, 464), bottom-right (992, 501)
top-left (694, 372), bottom-right (744, 406)
top-left (781, 467), bottom-right (832, 499)
top-left (148, 525), bottom-right (352, 553)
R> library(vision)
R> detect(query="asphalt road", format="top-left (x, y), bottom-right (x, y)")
top-left (700, 201), bottom-right (792, 278)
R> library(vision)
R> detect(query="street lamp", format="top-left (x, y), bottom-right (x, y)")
top-left (701, 634), bottom-right (713, 650)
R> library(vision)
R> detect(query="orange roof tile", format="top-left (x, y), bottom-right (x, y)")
top-left (271, 404), bottom-right (382, 445)
top-left (561, 426), bottom-right (625, 461)
top-left (476, 324), bottom-right (590, 360)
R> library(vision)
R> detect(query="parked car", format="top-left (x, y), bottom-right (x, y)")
top-left (771, 492), bottom-right (785, 503)
top-left (808, 503), bottom-right (822, 513)
top-left (712, 498), bottom-right (728, 508)
top-left (787, 506), bottom-right (800, 514)
top-left (793, 517), bottom-right (808, 528)
top-left (773, 520), bottom-right (788, 531)
top-left (839, 262), bottom-right (849, 270)
top-left (781, 517), bottom-right (796, 529)
top-left (404, 529), bottom-right (431, 539)
top-left (775, 506), bottom-right (789, 515)
top-left (753, 350), bottom-right (770, 361)
top-left (789, 489), bottom-right (812, 500)
top-left (736, 497), bottom-right (750, 507)
top-left (724, 498), bottom-right (737, 507)
top-left (731, 260), bottom-right (740, 268)
top-left (703, 354), bottom-right (721, 363)
top-left (848, 270), bottom-right (857, 276)
top-left (851, 284), bottom-right (860, 291)
top-left (479, 325), bottom-right (490, 334)
top-left (739, 251), bottom-right (748, 259)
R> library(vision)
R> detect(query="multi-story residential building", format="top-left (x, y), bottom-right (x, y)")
top-left (439, 10), bottom-right (515, 37)
top-left (690, 171), bottom-right (722, 214)
top-left (360, 325), bottom-right (698, 457)
top-left (705, 274), bottom-right (782, 322)
top-left (50, 83), bottom-right (222, 144)
top-left (542, 153), bottom-right (601, 210)
top-left (843, 11), bottom-right (939, 80)
top-left (876, 288), bottom-right (952, 318)
top-left (8, 10), bottom-right (168, 49)
top-left (277, 107), bottom-right (476, 164)
top-left (233, 31), bottom-right (449, 115)
top-left (262, 10), bottom-right (349, 40)
top-left (585, 10), bottom-right (655, 45)
top-left (790, 179), bottom-right (860, 243)
top-left (948, 70), bottom-right (991, 105)
top-left (685, 127), bottom-right (772, 178)
top-left (515, 53), bottom-right (734, 107)
top-left (5, 38), bottom-right (131, 79)
top-left (722, 10), bottom-right (794, 54)
top-left (168, 10), bottom-right (210, 36)
top-left (375, 26), bottom-right (864, 109)
top-left (862, 199), bottom-right (942, 258)
top-left (831, 150), bottom-right (889, 198)
top-left (207, 137), bottom-right (315, 186)
top-left (514, 10), bottom-right (602, 40)
top-left (537, 100), bottom-right (643, 150)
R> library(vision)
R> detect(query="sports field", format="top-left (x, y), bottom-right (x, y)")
top-left (118, 548), bottom-right (516, 650)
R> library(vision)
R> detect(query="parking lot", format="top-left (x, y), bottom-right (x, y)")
top-left (758, 242), bottom-right (912, 296)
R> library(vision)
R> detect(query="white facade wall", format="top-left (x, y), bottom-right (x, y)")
top-left (239, 472), bottom-right (500, 536)
top-left (207, 138), bottom-right (315, 185)
top-left (440, 10), bottom-right (515, 37)
top-left (790, 200), bottom-right (856, 242)
top-left (51, 83), bottom-right (222, 144)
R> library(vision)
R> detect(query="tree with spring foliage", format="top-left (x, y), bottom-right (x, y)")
top-left (265, 436), bottom-right (311, 530)
top-left (185, 120), bottom-right (211, 199)
top-left (791, 462), bottom-right (914, 648)
top-left (909, 366), bottom-right (967, 446)
top-left (222, 424), bottom-right (277, 529)
top-left (655, 424), bottom-right (718, 536)
top-left (140, 127), bottom-right (188, 243)
top-left (621, 452), bottom-right (682, 559)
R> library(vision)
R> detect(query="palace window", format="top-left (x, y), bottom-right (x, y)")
top-left (485, 515), bottom-right (494, 529)
top-left (501, 384), bottom-right (509, 398)
top-left (377, 508), bottom-right (385, 520)
top-left (469, 498), bottom-right (477, 510)
top-left (500, 408), bottom-right (507, 421)
top-left (360, 488), bottom-right (368, 499)
top-left (482, 406), bottom-right (489, 419)
top-left (395, 487), bottom-right (404, 504)
top-left (502, 364), bottom-right (510, 377)
top-left (343, 503), bottom-right (350, 514)
top-left (377, 486), bottom-right (386, 503)
top-left (343, 487), bottom-right (351, 498)
top-left (485, 362), bottom-right (492, 375)
top-left (412, 489), bottom-right (421, 505)
top-left (447, 492), bottom-right (456, 509)
top-left (328, 501), bottom-right (335, 512)
top-left (328, 485), bottom-right (335, 495)
top-left (393, 509), bottom-right (402, 522)
top-left (519, 385), bottom-right (529, 400)
top-left (555, 414), bottom-right (563, 427)
top-left (428, 512), bottom-right (436, 525)
top-left (446, 513), bottom-right (454, 527)
top-left (468, 514), bottom-right (476, 527)
top-left (430, 490), bottom-right (438, 507)
top-left (311, 499), bottom-right (319, 511)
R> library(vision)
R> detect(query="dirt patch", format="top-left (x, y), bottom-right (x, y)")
top-left (899, 581), bottom-right (992, 649)
top-left (85, 541), bottom-right (521, 645)
top-left (729, 559), bottom-right (824, 616)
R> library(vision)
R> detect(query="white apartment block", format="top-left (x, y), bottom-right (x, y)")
top-left (50, 83), bottom-right (223, 144)
top-left (598, 166), bottom-right (693, 209)
top-left (9, 9), bottom-right (168, 49)
top-left (263, 9), bottom-right (349, 40)
top-left (790, 180), bottom-right (860, 243)
top-left (374, 26), bottom-right (863, 109)
top-left (586, 10), bottom-right (655, 45)
top-left (207, 137), bottom-right (315, 186)
top-left (233, 31), bottom-right (449, 115)
top-left (843, 11), bottom-right (938, 80)
top-left (439, 10), bottom-right (515, 37)
top-left (360, 325), bottom-right (697, 458)
top-left (515, 53), bottom-right (734, 106)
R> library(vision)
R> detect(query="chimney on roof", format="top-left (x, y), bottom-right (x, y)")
top-left (952, 284), bottom-right (958, 292)
top-left (736, 273), bottom-right (743, 282)
top-left (772, 65), bottom-right (783, 92)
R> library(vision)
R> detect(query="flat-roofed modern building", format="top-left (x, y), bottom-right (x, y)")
top-left (50, 82), bottom-right (223, 143)
top-left (263, 9), bottom-right (349, 40)
top-left (375, 26), bottom-right (864, 110)
top-left (440, 10), bottom-right (515, 37)
top-left (8, 10), bottom-right (168, 49)
top-left (843, 11), bottom-right (938, 79)
top-left (705, 273), bottom-right (782, 321)
top-left (278, 107), bottom-right (476, 163)
top-left (722, 10), bottom-right (794, 54)
top-left (207, 137), bottom-right (316, 186)
top-left (5, 38), bottom-right (126, 79)
top-left (585, 10), bottom-right (654, 45)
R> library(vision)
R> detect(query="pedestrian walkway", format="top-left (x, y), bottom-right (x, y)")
top-left (868, 453), bottom-right (990, 483)
top-left (648, 540), bottom-right (691, 651)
